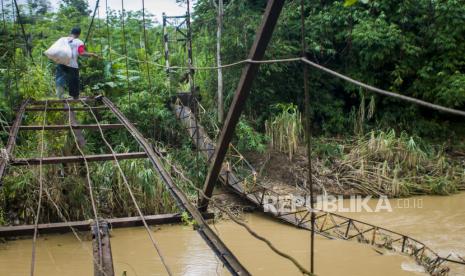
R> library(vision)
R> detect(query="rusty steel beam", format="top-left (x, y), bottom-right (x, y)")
top-left (11, 152), bottom-right (147, 166)
top-left (24, 106), bottom-right (107, 112)
top-left (0, 213), bottom-right (215, 237)
top-left (92, 221), bottom-right (115, 276)
top-left (30, 98), bottom-right (96, 104)
top-left (0, 99), bottom-right (29, 187)
top-left (101, 96), bottom-right (250, 276)
top-left (199, 0), bottom-right (285, 212)
top-left (164, 14), bottom-right (188, 19)
top-left (15, 124), bottom-right (125, 131)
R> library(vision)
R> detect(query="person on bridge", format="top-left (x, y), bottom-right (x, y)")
top-left (55, 27), bottom-right (99, 99)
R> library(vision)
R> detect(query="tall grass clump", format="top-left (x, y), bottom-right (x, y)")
top-left (265, 104), bottom-right (303, 159)
top-left (352, 90), bottom-right (375, 136)
top-left (336, 129), bottom-right (464, 196)
top-left (92, 156), bottom-right (179, 217)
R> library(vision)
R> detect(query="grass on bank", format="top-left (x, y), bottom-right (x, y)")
top-left (265, 107), bottom-right (464, 197)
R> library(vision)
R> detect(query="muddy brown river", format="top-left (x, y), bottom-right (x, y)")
top-left (0, 193), bottom-right (463, 275)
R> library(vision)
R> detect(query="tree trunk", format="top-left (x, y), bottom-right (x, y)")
top-left (216, 0), bottom-right (224, 123)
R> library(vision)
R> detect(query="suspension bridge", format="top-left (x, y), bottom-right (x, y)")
top-left (1, 0), bottom-right (465, 275)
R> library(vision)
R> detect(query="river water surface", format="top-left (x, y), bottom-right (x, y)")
top-left (0, 193), bottom-right (463, 275)
top-left (338, 192), bottom-right (465, 275)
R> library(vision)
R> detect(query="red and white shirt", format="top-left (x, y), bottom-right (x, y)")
top-left (67, 37), bottom-right (85, 68)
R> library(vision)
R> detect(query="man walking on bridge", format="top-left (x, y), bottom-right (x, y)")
top-left (55, 27), bottom-right (99, 99)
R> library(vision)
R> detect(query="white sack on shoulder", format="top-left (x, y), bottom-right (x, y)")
top-left (44, 37), bottom-right (72, 65)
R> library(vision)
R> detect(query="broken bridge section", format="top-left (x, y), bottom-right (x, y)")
top-left (0, 97), bottom-right (249, 276)
top-left (173, 99), bottom-right (465, 275)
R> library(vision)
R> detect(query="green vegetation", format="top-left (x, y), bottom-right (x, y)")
top-left (333, 130), bottom-right (464, 196)
top-left (265, 103), bottom-right (302, 159)
top-left (195, 0), bottom-right (465, 138)
top-left (0, 0), bottom-right (464, 225)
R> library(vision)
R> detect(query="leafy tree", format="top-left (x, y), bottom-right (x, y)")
top-left (27, 0), bottom-right (50, 16)
top-left (194, 0), bottom-right (465, 139)
top-left (210, 0), bottom-right (235, 123)
top-left (60, 0), bottom-right (89, 16)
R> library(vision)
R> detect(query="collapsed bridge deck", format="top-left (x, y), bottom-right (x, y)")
top-left (0, 96), bottom-right (249, 276)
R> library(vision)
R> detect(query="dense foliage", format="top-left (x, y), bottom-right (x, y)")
top-left (2, 0), bottom-right (464, 138)
top-left (194, 0), bottom-right (465, 139)
top-left (0, 0), bottom-right (464, 224)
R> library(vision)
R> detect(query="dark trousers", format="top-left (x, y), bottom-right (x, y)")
top-left (56, 64), bottom-right (80, 99)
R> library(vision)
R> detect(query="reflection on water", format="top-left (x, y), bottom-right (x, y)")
top-left (0, 213), bottom-right (428, 276)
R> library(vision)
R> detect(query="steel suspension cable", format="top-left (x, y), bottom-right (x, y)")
top-left (0, 0), bottom-right (5, 31)
top-left (43, 187), bottom-right (109, 276)
top-left (110, 48), bottom-right (301, 69)
top-left (104, 0), bottom-right (112, 67)
top-left (112, 41), bottom-right (465, 118)
top-left (97, 5), bottom-right (103, 58)
top-left (155, 151), bottom-right (312, 276)
top-left (64, 99), bottom-right (104, 273)
top-left (186, 0), bottom-right (195, 93)
top-left (80, 99), bottom-right (173, 276)
top-left (111, 42), bottom-right (465, 120)
top-left (120, 0), bottom-right (131, 102)
top-left (10, 0), bottom-right (18, 91)
top-left (30, 100), bottom-right (47, 276)
top-left (13, 149), bottom-right (108, 276)
top-left (141, 0), bottom-right (152, 90)
top-left (140, 0), bottom-right (156, 138)
top-left (212, 201), bottom-right (312, 276)
top-left (12, 0), bottom-right (32, 61)
top-left (98, 8), bottom-right (465, 122)
top-left (300, 58), bottom-right (465, 117)
top-left (109, 47), bottom-right (465, 118)
top-left (84, 0), bottom-right (100, 44)
top-left (300, 1), bottom-right (315, 273)
top-left (1, 0), bottom-right (11, 99)
top-left (44, 188), bottom-right (82, 241)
